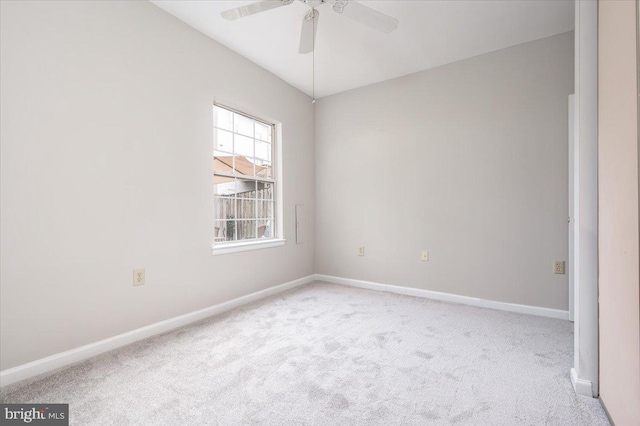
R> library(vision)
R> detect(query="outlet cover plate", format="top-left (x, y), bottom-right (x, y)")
top-left (133, 269), bottom-right (145, 286)
top-left (553, 261), bottom-right (565, 275)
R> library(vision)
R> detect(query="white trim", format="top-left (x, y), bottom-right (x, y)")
top-left (315, 274), bottom-right (570, 320)
top-left (573, 0), bottom-right (600, 396)
top-left (214, 171), bottom-right (276, 184)
top-left (571, 367), bottom-right (594, 397)
top-left (568, 93), bottom-right (576, 323)
top-left (0, 274), bottom-right (314, 388)
top-left (212, 238), bottom-right (286, 255)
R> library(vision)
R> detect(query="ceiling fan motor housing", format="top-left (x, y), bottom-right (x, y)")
top-left (304, 9), bottom-right (320, 21)
top-left (302, 0), bottom-right (326, 9)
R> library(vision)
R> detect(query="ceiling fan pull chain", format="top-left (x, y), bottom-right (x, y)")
top-left (312, 7), bottom-right (316, 104)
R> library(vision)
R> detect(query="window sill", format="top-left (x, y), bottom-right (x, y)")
top-left (211, 238), bottom-right (286, 255)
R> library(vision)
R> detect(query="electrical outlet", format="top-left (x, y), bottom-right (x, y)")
top-left (421, 251), bottom-right (429, 261)
top-left (357, 246), bottom-right (365, 256)
top-left (133, 269), bottom-right (145, 286)
top-left (553, 261), bottom-right (565, 275)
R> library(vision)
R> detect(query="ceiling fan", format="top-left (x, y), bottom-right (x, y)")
top-left (221, 0), bottom-right (399, 54)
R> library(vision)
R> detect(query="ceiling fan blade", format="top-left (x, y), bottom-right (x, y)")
top-left (221, 0), bottom-right (292, 21)
top-left (299, 9), bottom-right (320, 54)
top-left (334, 1), bottom-right (398, 33)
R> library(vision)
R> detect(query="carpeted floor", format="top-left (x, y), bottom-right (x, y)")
top-left (1, 281), bottom-right (609, 425)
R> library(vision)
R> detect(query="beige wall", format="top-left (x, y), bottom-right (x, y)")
top-left (598, 1), bottom-right (640, 425)
top-left (315, 32), bottom-right (574, 310)
top-left (0, 1), bottom-right (315, 370)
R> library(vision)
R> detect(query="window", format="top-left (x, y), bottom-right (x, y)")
top-left (212, 104), bottom-right (283, 254)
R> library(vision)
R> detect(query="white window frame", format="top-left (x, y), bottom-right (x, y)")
top-left (212, 102), bottom-right (285, 255)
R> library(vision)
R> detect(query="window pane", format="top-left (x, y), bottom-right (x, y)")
top-left (256, 181), bottom-right (274, 200)
top-left (236, 198), bottom-right (255, 220)
top-left (214, 129), bottom-right (233, 153)
top-left (227, 221), bottom-right (238, 241)
top-left (214, 175), bottom-right (236, 196)
top-left (214, 196), bottom-right (235, 221)
top-left (256, 200), bottom-right (273, 219)
top-left (258, 220), bottom-right (273, 238)
top-left (255, 122), bottom-right (271, 142)
top-left (255, 160), bottom-right (272, 179)
top-left (214, 106), bottom-right (233, 131)
top-left (232, 154), bottom-right (255, 177)
top-left (214, 154), bottom-right (234, 174)
top-left (237, 220), bottom-right (257, 240)
top-left (234, 134), bottom-right (254, 158)
top-left (255, 141), bottom-right (271, 161)
top-left (234, 113), bottom-right (254, 137)
top-left (214, 220), bottom-right (226, 240)
top-left (214, 220), bottom-right (237, 242)
top-left (236, 179), bottom-right (257, 199)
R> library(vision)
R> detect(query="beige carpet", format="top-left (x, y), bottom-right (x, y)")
top-left (1, 281), bottom-right (609, 425)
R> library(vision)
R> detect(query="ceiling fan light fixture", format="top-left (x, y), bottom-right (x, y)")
top-left (333, 0), bottom-right (348, 14)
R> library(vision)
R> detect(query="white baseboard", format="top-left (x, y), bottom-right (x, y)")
top-left (315, 274), bottom-right (570, 321)
top-left (571, 368), bottom-right (594, 397)
top-left (0, 274), bottom-right (315, 388)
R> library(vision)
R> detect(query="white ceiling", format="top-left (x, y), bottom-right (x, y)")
top-left (150, 0), bottom-right (574, 99)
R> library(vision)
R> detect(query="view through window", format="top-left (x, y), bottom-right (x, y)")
top-left (213, 105), bottom-right (276, 244)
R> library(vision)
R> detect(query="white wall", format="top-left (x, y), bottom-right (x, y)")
top-left (0, 1), bottom-right (315, 370)
top-left (598, 0), bottom-right (640, 422)
top-left (315, 32), bottom-right (574, 310)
